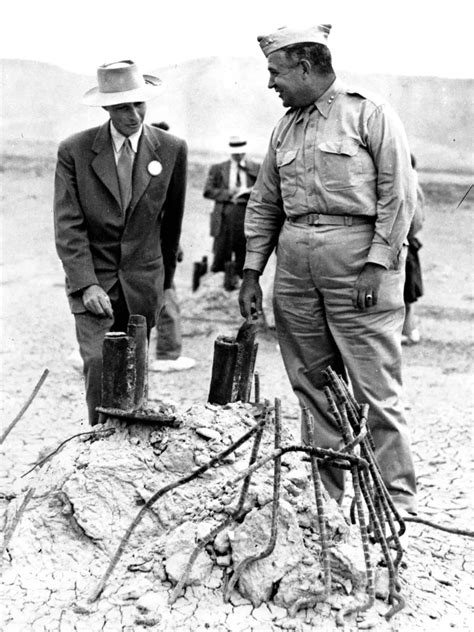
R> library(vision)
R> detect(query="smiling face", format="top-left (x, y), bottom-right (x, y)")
top-left (103, 102), bottom-right (147, 136)
top-left (267, 49), bottom-right (332, 108)
top-left (266, 51), bottom-right (309, 108)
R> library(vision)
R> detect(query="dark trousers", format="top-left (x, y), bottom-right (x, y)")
top-left (155, 287), bottom-right (182, 360)
top-left (212, 203), bottom-right (246, 277)
top-left (404, 237), bottom-right (423, 304)
top-left (74, 284), bottom-right (133, 425)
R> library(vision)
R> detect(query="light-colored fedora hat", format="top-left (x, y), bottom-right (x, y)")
top-left (82, 60), bottom-right (161, 107)
top-left (228, 135), bottom-right (247, 152)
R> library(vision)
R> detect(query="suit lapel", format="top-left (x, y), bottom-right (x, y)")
top-left (91, 123), bottom-right (122, 208)
top-left (223, 160), bottom-right (231, 188)
top-left (129, 126), bottom-right (159, 213)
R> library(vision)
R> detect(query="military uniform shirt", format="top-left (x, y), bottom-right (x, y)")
top-left (244, 78), bottom-right (416, 272)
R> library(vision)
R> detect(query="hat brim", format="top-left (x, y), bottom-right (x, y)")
top-left (82, 75), bottom-right (162, 107)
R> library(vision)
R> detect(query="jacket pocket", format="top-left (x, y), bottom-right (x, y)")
top-left (276, 149), bottom-right (298, 198)
top-left (318, 138), bottom-right (363, 191)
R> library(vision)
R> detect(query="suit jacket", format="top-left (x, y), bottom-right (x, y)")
top-left (54, 122), bottom-right (187, 326)
top-left (203, 159), bottom-right (260, 237)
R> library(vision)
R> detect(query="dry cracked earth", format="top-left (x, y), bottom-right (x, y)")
top-left (0, 150), bottom-right (473, 631)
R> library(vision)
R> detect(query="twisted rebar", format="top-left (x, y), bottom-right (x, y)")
top-left (89, 403), bottom-right (271, 603)
top-left (323, 370), bottom-right (406, 620)
top-left (170, 405), bottom-right (270, 604)
top-left (224, 398), bottom-right (283, 600)
top-left (325, 392), bottom-right (375, 621)
top-left (302, 407), bottom-right (332, 597)
top-left (0, 369), bottom-right (49, 445)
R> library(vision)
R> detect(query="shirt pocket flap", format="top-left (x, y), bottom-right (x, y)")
top-left (276, 149), bottom-right (298, 167)
top-left (318, 139), bottom-right (359, 157)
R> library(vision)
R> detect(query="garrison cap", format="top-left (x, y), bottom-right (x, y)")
top-left (257, 24), bottom-right (332, 57)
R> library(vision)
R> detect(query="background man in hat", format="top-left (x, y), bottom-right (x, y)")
top-left (54, 61), bottom-right (187, 425)
top-left (239, 25), bottom-right (418, 522)
top-left (203, 136), bottom-right (260, 279)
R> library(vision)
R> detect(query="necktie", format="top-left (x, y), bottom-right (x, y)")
top-left (236, 164), bottom-right (241, 188)
top-left (117, 138), bottom-right (133, 210)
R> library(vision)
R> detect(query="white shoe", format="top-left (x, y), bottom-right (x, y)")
top-left (68, 349), bottom-right (83, 372)
top-left (402, 329), bottom-right (421, 346)
top-left (150, 356), bottom-right (196, 372)
top-left (409, 329), bottom-right (421, 344)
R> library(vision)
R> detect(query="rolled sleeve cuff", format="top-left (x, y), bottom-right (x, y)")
top-left (243, 252), bottom-right (267, 274)
top-left (366, 243), bottom-right (397, 269)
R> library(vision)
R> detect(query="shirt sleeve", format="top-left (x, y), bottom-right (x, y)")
top-left (244, 134), bottom-right (286, 273)
top-left (365, 103), bottom-right (417, 269)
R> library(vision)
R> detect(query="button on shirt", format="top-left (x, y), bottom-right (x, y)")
top-left (244, 78), bottom-right (416, 272)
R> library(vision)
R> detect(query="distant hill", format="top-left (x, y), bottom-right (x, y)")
top-left (1, 58), bottom-right (473, 172)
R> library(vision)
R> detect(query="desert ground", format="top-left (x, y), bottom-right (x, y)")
top-left (0, 143), bottom-right (473, 630)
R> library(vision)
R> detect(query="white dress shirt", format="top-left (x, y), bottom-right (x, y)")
top-left (230, 157), bottom-right (248, 192)
top-left (110, 123), bottom-right (142, 165)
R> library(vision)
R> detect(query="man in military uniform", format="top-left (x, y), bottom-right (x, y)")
top-left (239, 25), bottom-right (417, 522)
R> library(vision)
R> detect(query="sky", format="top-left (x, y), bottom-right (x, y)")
top-left (1, 0), bottom-right (473, 79)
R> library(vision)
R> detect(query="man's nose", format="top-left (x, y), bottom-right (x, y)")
top-left (268, 77), bottom-right (275, 89)
top-left (128, 106), bottom-right (141, 119)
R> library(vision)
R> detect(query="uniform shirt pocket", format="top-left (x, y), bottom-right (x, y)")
top-left (276, 149), bottom-right (298, 198)
top-left (318, 138), bottom-right (363, 191)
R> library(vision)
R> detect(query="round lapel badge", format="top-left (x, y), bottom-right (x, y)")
top-left (148, 160), bottom-right (162, 176)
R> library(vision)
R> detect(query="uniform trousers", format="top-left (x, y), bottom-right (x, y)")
top-left (273, 220), bottom-right (417, 513)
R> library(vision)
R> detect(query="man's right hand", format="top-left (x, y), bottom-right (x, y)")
top-left (238, 270), bottom-right (263, 320)
top-left (82, 285), bottom-right (114, 318)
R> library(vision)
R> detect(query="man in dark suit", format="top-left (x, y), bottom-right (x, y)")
top-left (203, 136), bottom-right (260, 278)
top-left (54, 60), bottom-right (187, 425)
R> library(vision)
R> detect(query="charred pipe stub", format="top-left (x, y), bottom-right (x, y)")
top-left (93, 316), bottom-right (407, 624)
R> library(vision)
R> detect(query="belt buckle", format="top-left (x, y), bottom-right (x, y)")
top-left (308, 213), bottom-right (320, 225)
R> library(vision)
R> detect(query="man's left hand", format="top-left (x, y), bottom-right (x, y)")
top-left (239, 269), bottom-right (263, 320)
top-left (231, 187), bottom-right (252, 204)
top-left (352, 263), bottom-right (385, 310)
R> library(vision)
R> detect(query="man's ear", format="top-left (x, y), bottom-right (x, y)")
top-left (300, 59), bottom-right (312, 76)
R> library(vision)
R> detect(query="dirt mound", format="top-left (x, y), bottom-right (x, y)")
top-left (3, 402), bottom-right (391, 630)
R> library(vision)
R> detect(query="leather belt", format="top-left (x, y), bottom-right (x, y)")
top-left (287, 213), bottom-right (374, 226)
